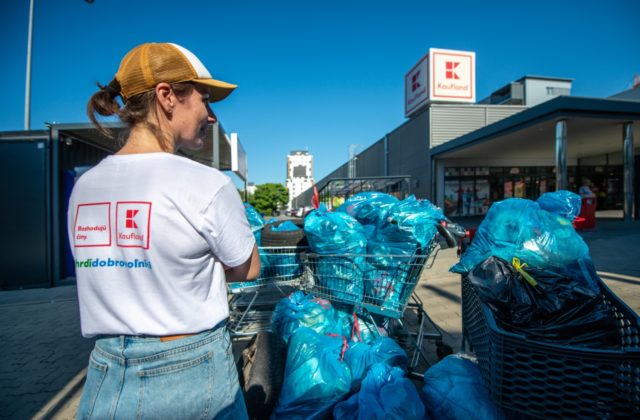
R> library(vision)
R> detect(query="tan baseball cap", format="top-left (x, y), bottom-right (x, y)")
top-left (115, 43), bottom-right (237, 102)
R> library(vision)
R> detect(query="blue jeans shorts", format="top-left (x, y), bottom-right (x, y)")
top-left (77, 322), bottom-right (247, 419)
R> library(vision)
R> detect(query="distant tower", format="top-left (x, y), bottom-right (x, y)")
top-left (286, 150), bottom-right (314, 210)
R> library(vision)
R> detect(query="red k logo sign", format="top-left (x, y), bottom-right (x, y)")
top-left (445, 61), bottom-right (460, 80)
top-left (411, 70), bottom-right (421, 92)
top-left (125, 209), bottom-right (139, 229)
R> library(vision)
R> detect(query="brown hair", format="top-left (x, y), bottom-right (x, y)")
top-left (87, 79), bottom-right (194, 152)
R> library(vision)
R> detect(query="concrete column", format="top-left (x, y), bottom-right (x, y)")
top-left (623, 122), bottom-right (635, 221)
top-left (555, 119), bottom-right (568, 190)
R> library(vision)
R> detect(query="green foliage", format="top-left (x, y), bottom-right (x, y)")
top-left (248, 183), bottom-right (289, 215)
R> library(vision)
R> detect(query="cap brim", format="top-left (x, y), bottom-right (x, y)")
top-left (193, 78), bottom-right (237, 102)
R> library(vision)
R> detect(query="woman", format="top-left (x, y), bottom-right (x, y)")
top-left (67, 42), bottom-right (260, 419)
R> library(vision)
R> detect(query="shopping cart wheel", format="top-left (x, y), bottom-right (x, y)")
top-left (242, 331), bottom-right (286, 419)
top-left (436, 342), bottom-right (454, 360)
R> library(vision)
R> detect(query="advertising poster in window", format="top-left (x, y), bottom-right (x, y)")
top-left (514, 179), bottom-right (525, 198)
top-left (460, 180), bottom-right (475, 216)
top-left (473, 179), bottom-right (490, 215)
top-left (444, 180), bottom-right (461, 216)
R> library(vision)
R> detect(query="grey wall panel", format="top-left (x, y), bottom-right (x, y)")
top-left (0, 141), bottom-right (48, 289)
top-left (387, 111), bottom-right (431, 198)
top-left (486, 106), bottom-right (525, 125)
top-left (430, 105), bottom-right (525, 147)
top-left (356, 140), bottom-right (384, 176)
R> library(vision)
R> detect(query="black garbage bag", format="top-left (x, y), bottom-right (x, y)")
top-left (467, 256), bottom-right (619, 348)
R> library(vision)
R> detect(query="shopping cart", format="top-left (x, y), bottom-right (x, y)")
top-left (299, 241), bottom-right (450, 374)
top-left (461, 275), bottom-right (640, 418)
top-left (228, 246), bottom-right (308, 336)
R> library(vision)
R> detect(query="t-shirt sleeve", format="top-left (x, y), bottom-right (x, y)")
top-left (201, 179), bottom-right (256, 267)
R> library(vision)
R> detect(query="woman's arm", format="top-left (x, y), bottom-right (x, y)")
top-left (224, 244), bottom-right (261, 282)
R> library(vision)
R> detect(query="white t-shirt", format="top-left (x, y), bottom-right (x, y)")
top-left (67, 153), bottom-right (255, 337)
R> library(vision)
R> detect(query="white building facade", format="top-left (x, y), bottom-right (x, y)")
top-left (286, 150), bottom-right (314, 210)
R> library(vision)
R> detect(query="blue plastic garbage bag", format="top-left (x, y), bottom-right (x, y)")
top-left (377, 195), bottom-right (442, 248)
top-left (271, 220), bottom-right (301, 231)
top-left (334, 363), bottom-right (425, 420)
top-left (304, 205), bottom-right (367, 254)
top-left (272, 291), bottom-right (340, 344)
top-left (421, 355), bottom-right (503, 420)
top-left (536, 190), bottom-right (582, 221)
top-left (244, 203), bottom-right (265, 244)
top-left (336, 192), bottom-right (399, 226)
top-left (314, 255), bottom-right (367, 304)
top-left (365, 241), bottom-right (419, 309)
top-left (333, 308), bottom-right (357, 341)
top-left (333, 308), bottom-right (380, 344)
top-left (272, 328), bottom-right (351, 420)
top-left (450, 198), bottom-right (598, 293)
top-left (344, 337), bottom-right (408, 391)
top-left (305, 206), bottom-right (367, 303)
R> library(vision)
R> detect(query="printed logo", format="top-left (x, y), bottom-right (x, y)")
top-left (445, 61), bottom-right (460, 80)
top-left (411, 70), bottom-right (421, 92)
top-left (74, 203), bottom-right (112, 247)
top-left (125, 209), bottom-right (139, 228)
top-left (116, 202), bottom-right (152, 249)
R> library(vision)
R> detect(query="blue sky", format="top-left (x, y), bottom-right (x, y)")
top-left (2, 0), bottom-right (639, 185)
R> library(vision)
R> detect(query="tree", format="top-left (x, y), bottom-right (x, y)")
top-left (248, 183), bottom-right (289, 215)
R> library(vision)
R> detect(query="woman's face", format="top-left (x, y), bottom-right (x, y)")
top-left (171, 85), bottom-right (217, 151)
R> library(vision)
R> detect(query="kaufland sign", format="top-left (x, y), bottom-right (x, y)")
top-left (405, 48), bottom-right (476, 116)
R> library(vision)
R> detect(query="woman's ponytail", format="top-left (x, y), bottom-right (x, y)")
top-left (86, 78), bottom-right (122, 138)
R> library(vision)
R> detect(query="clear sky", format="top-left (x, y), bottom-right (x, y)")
top-left (2, 0), bottom-right (639, 185)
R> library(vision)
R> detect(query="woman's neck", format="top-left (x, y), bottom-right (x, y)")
top-left (117, 126), bottom-right (174, 155)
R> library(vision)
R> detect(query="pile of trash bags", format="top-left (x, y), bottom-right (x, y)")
top-left (270, 291), bottom-right (502, 419)
top-left (270, 291), bottom-right (425, 419)
top-left (303, 193), bottom-right (444, 308)
top-left (452, 191), bottom-right (618, 347)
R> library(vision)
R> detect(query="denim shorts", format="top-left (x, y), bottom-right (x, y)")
top-left (77, 322), bottom-right (247, 419)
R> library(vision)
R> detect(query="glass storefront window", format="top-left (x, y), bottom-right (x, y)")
top-left (443, 164), bottom-right (623, 217)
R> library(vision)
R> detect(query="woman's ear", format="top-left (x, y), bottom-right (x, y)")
top-left (155, 82), bottom-right (174, 114)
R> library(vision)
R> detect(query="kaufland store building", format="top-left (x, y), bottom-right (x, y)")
top-left (302, 48), bottom-right (639, 220)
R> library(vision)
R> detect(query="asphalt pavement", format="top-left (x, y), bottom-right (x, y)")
top-left (1, 218), bottom-right (638, 419)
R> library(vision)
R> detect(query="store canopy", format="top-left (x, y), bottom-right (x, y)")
top-left (431, 96), bottom-right (640, 163)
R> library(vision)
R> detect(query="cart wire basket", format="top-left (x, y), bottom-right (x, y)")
top-left (300, 248), bottom-right (430, 319)
top-left (228, 246), bottom-right (307, 294)
top-left (228, 246), bottom-right (307, 336)
top-left (461, 275), bottom-right (640, 419)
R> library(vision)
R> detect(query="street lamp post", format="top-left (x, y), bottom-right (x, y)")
top-left (24, 0), bottom-right (35, 130)
top-left (24, 0), bottom-right (93, 130)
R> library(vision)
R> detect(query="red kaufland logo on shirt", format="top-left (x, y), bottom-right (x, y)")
top-left (116, 202), bottom-right (152, 249)
top-left (125, 209), bottom-right (139, 228)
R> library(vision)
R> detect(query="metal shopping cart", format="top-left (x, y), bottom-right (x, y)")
top-left (299, 241), bottom-right (452, 374)
top-left (228, 246), bottom-right (308, 336)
